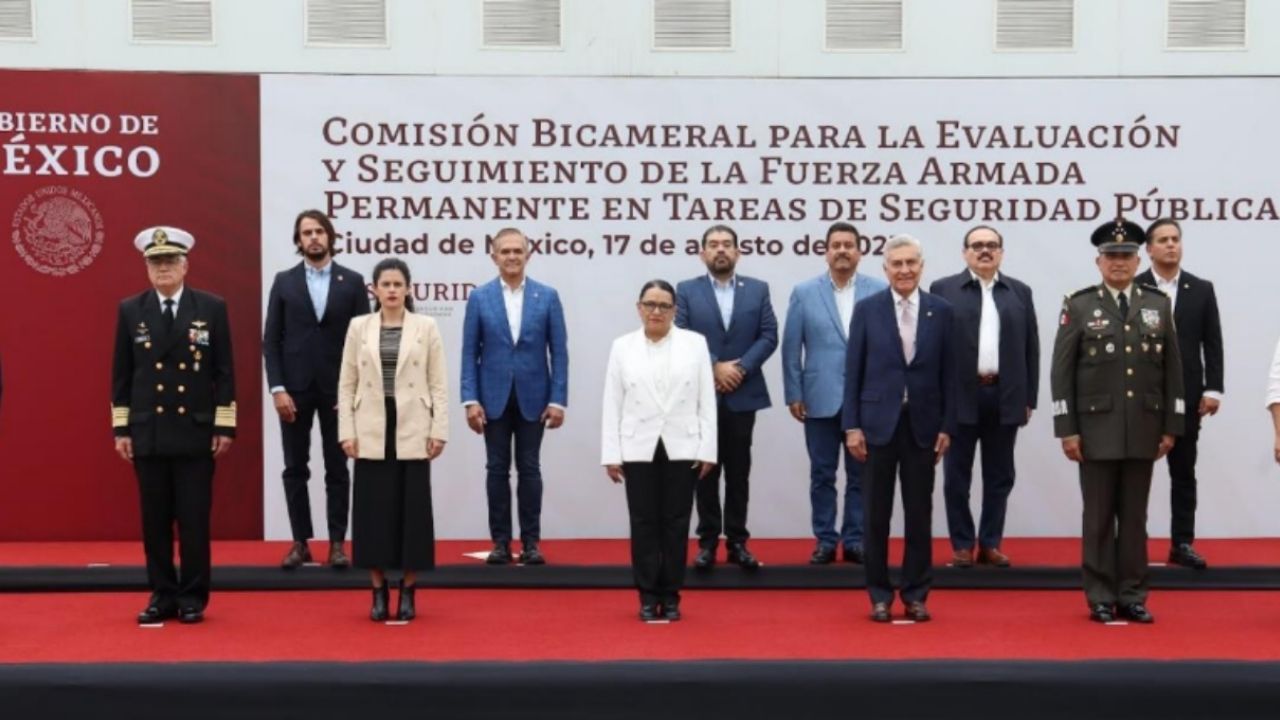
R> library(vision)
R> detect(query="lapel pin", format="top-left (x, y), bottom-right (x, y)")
top-left (1183, 283), bottom-right (1189, 289)
top-left (926, 311), bottom-right (933, 317)
top-left (338, 275), bottom-right (344, 282)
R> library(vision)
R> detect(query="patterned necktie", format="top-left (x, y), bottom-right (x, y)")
top-left (163, 298), bottom-right (175, 331)
top-left (899, 298), bottom-right (916, 363)
top-left (1118, 291), bottom-right (1129, 318)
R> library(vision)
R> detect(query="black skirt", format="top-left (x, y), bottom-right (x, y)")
top-left (352, 397), bottom-right (435, 570)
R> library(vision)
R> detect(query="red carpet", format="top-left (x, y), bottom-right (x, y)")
top-left (2, 589), bottom-right (1278, 663)
top-left (1, 537), bottom-right (1277, 567)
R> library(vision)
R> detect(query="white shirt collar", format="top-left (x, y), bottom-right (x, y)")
top-left (156, 285), bottom-right (184, 307)
top-left (501, 276), bottom-right (526, 294)
top-left (829, 273), bottom-right (854, 291)
top-left (893, 288), bottom-right (920, 307)
top-left (305, 259), bottom-right (332, 276)
top-left (969, 270), bottom-right (1000, 288)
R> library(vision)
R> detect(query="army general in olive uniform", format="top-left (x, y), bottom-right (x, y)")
top-left (111, 227), bottom-right (236, 625)
top-left (1051, 219), bottom-right (1184, 624)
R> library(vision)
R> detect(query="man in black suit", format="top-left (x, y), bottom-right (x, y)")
top-left (1136, 218), bottom-right (1223, 569)
top-left (264, 210), bottom-right (368, 569)
top-left (112, 227), bottom-right (235, 624)
top-left (929, 226), bottom-right (1038, 568)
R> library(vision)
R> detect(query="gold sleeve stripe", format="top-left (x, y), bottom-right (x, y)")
top-left (214, 403), bottom-right (237, 428)
top-left (112, 406), bottom-right (130, 428)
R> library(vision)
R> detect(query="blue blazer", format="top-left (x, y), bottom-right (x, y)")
top-left (675, 274), bottom-right (778, 413)
top-left (842, 288), bottom-right (957, 448)
top-left (781, 272), bottom-right (888, 419)
top-left (460, 277), bottom-right (569, 422)
top-left (263, 261), bottom-right (369, 394)
top-left (929, 271), bottom-right (1039, 426)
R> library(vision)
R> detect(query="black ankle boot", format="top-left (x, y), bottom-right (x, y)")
top-left (397, 580), bottom-right (416, 621)
top-left (370, 584), bottom-right (389, 622)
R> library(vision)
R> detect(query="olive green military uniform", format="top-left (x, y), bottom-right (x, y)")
top-left (1051, 283), bottom-right (1184, 607)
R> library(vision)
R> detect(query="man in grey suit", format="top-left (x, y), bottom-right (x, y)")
top-left (782, 222), bottom-right (887, 564)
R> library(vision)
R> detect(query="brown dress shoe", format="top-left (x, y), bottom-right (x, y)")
top-left (978, 547), bottom-right (1011, 567)
top-left (328, 541), bottom-right (350, 568)
top-left (904, 601), bottom-right (931, 622)
top-left (281, 541), bottom-right (312, 569)
top-left (950, 548), bottom-right (974, 568)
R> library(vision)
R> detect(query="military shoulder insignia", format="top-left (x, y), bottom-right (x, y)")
top-left (1069, 286), bottom-right (1095, 299)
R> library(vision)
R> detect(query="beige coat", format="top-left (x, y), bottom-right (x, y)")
top-left (338, 312), bottom-right (449, 460)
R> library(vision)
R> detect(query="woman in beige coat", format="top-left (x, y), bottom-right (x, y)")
top-left (338, 258), bottom-right (449, 622)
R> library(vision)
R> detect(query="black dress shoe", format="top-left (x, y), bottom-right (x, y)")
top-left (639, 604), bottom-right (661, 622)
top-left (1118, 603), bottom-right (1154, 624)
top-left (519, 545), bottom-right (546, 565)
top-left (810, 545), bottom-right (836, 565)
top-left (1089, 603), bottom-right (1116, 623)
top-left (842, 545), bottom-right (865, 564)
top-left (663, 600), bottom-right (682, 622)
top-left (397, 581), bottom-right (416, 622)
top-left (177, 607), bottom-right (203, 624)
top-left (870, 602), bottom-right (891, 623)
top-left (1168, 543), bottom-right (1208, 569)
top-left (726, 543), bottom-right (760, 570)
top-left (486, 543), bottom-right (512, 565)
top-left (904, 601), bottom-right (931, 622)
top-left (693, 546), bottom-right (716, 570)
top-left (136, 604), bottom-right (176, 624)
top-left (281, 541), bottom-right (312, 569)
top-left (370, 584), bottom-right (390, 622)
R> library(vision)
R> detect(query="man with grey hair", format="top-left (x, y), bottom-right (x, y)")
top-left (843, 234), bottom-right (956, 623)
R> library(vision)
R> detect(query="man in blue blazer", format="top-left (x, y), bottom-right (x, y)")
top-left (264, 210), bottom-right (369, 569)
top-left (844, 234), bottom-right (956, 623)
top-left (461, 228), bottom-right (569, 565)
top-left (782, 222), bottom-right (887, 565)
top-left (929, 226), bottom-right (1039, 569)
top-left (676, 224), bottom-right (778, 570)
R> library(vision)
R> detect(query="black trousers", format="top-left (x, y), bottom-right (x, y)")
top-left (942, 384), bottom-right (1018, 551)
top-left (483, 392), bottom-right (546, 545)
top-left (352, 398), bottom-right (435, 571)
top-left (279, 386), bottom-right (350, 542)
top-left (624, 441), bottom-right (698, 606)
top-left (696, 407), bottom-right (755, 548)
top-left (864, 409), bottom-right (935, 606)
top-left (1079, 459), bottom-right (1152, 607)
top-left (1165, 409), bottom-right (1201, 546)
top-left (133, 454), bottom-right (214, 611)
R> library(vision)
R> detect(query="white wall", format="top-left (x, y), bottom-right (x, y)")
top-left (3, 0), bottom-right (1280, 77)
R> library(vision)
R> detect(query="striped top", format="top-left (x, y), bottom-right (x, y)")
top-left (379, 326), bottom-right (401, 397)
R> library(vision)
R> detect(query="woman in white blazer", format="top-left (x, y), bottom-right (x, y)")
top-left (602, 280), bottom-right (717, 622)
top-left (338, 258), bottom-right (449, 622)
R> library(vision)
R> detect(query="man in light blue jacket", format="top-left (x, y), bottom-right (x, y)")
top-left (782, 222), bottom-right (887, 565)
top-left (461, 228), bottom-right (569, 566)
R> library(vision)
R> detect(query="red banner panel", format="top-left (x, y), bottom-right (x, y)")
top-left (0, 70), bottom-right (262, 539)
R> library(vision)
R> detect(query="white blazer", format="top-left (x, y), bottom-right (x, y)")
top-left (338, 312), bottom-right (450, 460)
top-left (600, 327), bottom-right (717, 465)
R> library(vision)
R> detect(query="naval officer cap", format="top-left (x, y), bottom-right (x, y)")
top-left (134, 226), bottom-right (195, 258)
top-left (1090, 218), bottom-right (1144, 254)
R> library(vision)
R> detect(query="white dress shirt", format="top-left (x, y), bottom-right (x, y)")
top-left (646, 331), bottom-right (674, 402)
top-left (1152, 270), bottom-right (1180, 311)
top-left (710, 273), bottom-right (736, 330)
top-left (156, 286), bottom-right (185, 316)
top-left (503, 277), bottom-right (525, 342)
top-left (832, 274), bottom-right (855, 334)
top-left (973, 271), bottom-right (1001, 375)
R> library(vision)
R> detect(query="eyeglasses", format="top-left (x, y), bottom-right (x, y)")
top-left (640, 301), bottom-right (675, 314)
top-left (966, 241), bottom-right (1002, 252)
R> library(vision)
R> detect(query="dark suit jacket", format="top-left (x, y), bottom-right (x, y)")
top-left (842, 288), bottom-right (957, 448)
top-left (1135, 268), bottom-right (1223, 404)
top-left (112, 288), bottom-right (236, 457)
top-left (263, 261), bottom-right (368, 395)
top-left (929, 270), bottom-right (1039, 426)
top-left (675, 274), bottom-right (778, 413)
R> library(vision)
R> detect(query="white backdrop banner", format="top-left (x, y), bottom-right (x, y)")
top-left (260, 75), bottom-right (1280, 540)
